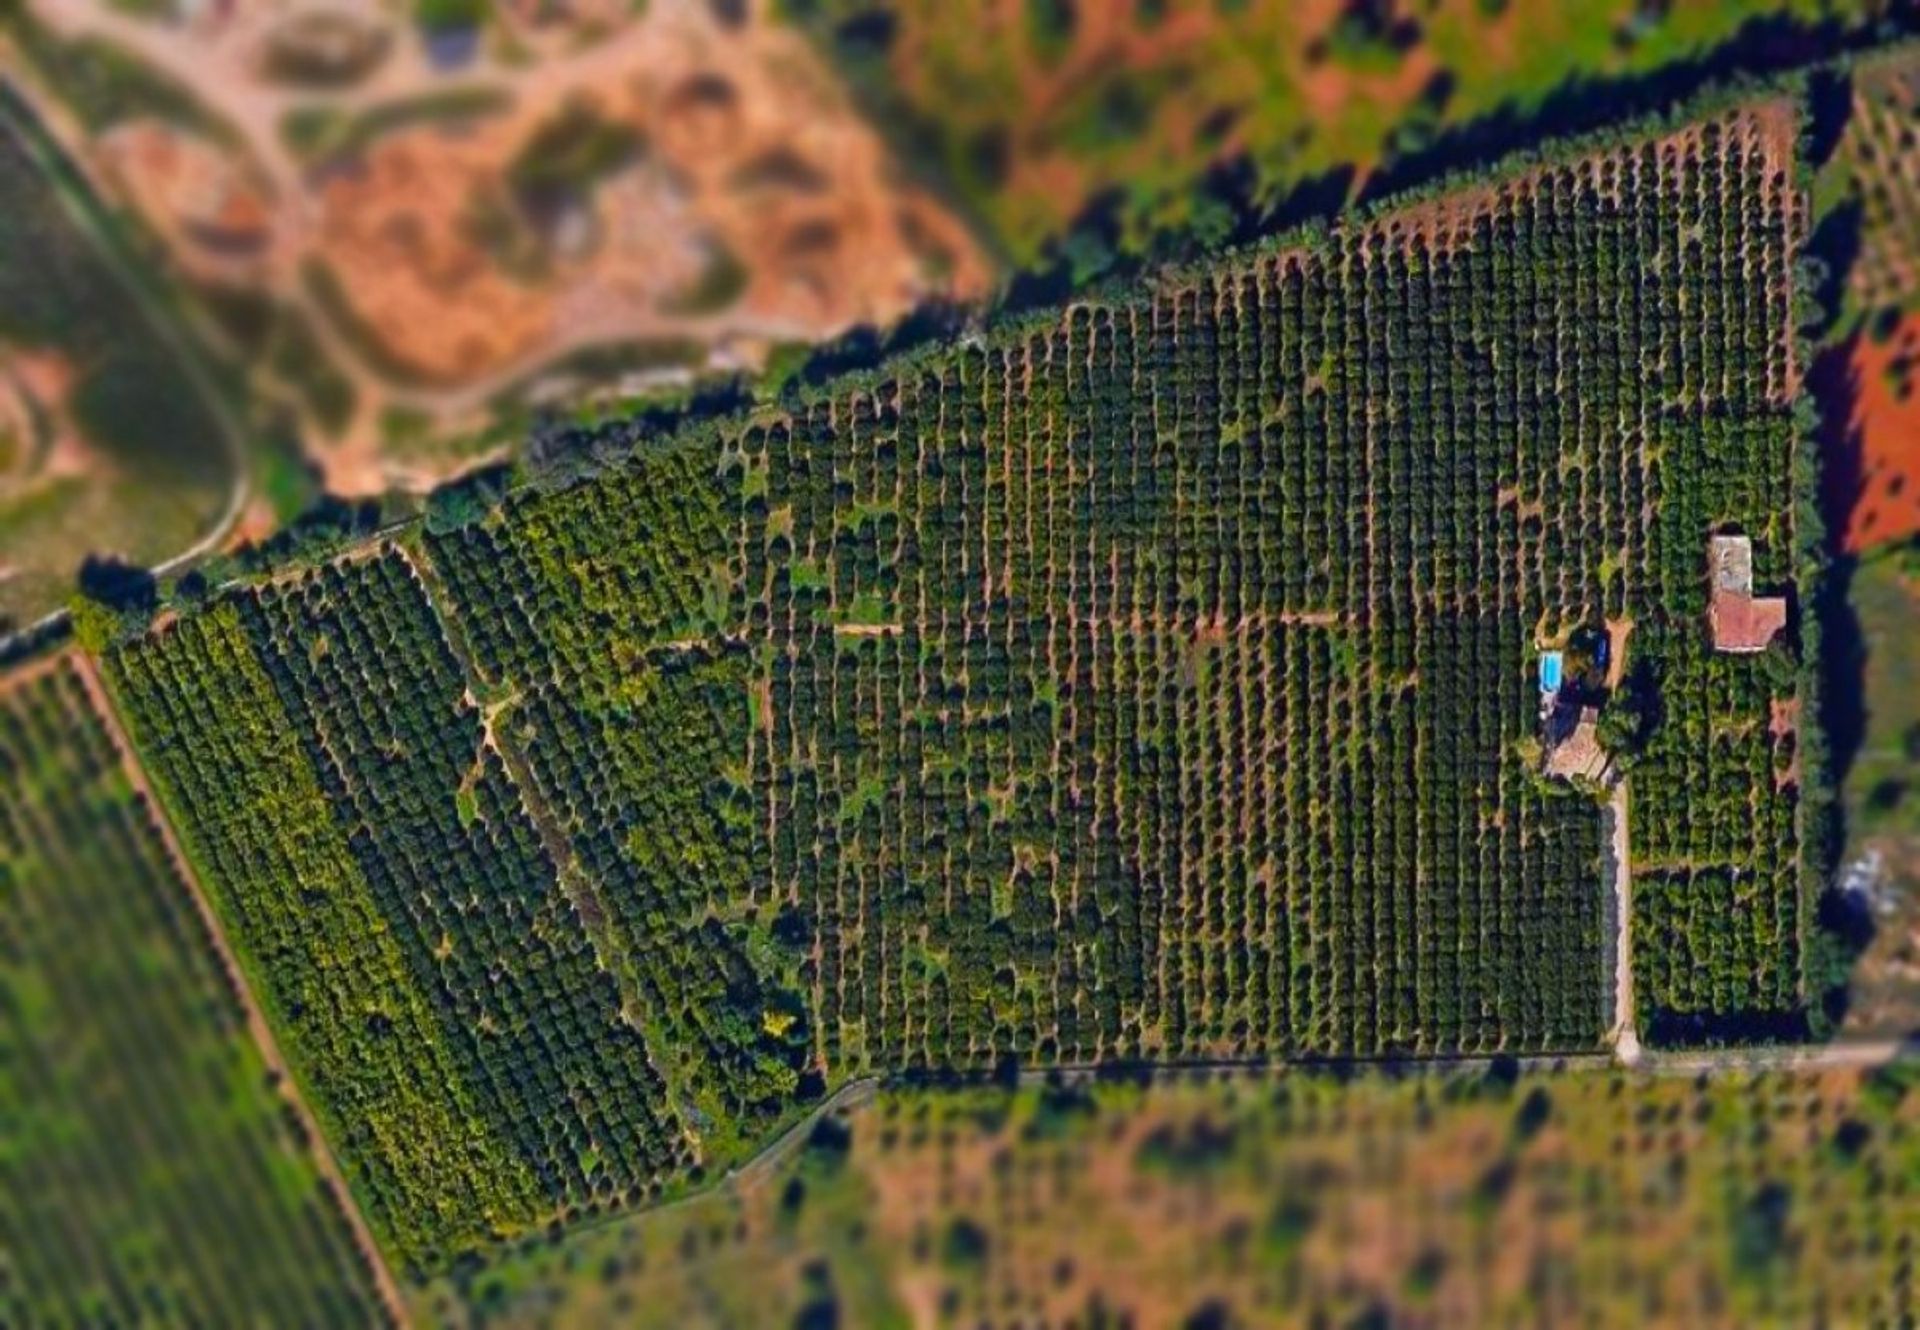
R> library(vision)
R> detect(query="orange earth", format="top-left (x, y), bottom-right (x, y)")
top-left (1833, 315), bottom-right (1920, 555)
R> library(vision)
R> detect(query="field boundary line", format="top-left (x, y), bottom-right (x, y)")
top-left (67, 651), bottom-right (411, 1328)
top-left (597, 1034), bottom-right (1920, 1234)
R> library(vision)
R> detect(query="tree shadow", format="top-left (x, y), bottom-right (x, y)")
top-left (1360, 13), bottom-right (1906, 205)
top-left (1812, 349), bottom-right (1871, 797)
top-left (977, 8), bottom-right (1911, 325)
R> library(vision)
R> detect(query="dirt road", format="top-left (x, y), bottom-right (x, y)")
top-left (1608, 781), bottom-right (1641, 1065)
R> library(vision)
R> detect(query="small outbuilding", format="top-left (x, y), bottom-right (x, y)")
top-left (1708, 535), bottom-right (1787, 654)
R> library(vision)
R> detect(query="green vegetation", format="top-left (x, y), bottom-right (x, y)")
top-left (1844, 544), bottom-right (1920, 842)
top-left (0, 93), bottom-right (231, 625)
top-left (1834, 45), bottom-right (1920, 316)
top-left (101, 105), bottom-right (1814, 1265)
top-left (508, 98), bottom-right (645, 217)
top-left (4, 15), bottom-right (241, 145)
top-left (415, 0), bottom-right (490, 37)
top-left (433, 107), bottom-right (1806, 1065)
top-left (0, 663), bottom-right (383, 1326)
top-left (785, 0), bottom-right (1890, 264)
top-left (195, 282), bottom-right (357, 437)
top-left (281, 87), bottom-right (511, 166)
top-left (108, 604), bottom-right (547, 1268)
top-left (0, 104), bottom-right (228, 482)
top-left (107, 566), bottom-right (694, 1270)
top-left (660, 240), bottom-right (751, 316)
top-left (266, 305), bottom-right (358, 437)
top-left (413, 1064), bottom-right (1920, 1328)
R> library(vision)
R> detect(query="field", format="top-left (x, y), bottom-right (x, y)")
top-left (788, 0), bottom-right (1888, 264)
top-left (104, 103), bottom-right (1813, 1265)
top-left (5, 0), bottom-right (988, 495)
top-left (1836, 44), bottom-right (1920, 315)
top-left (105, 582), bottom-right (692, 1269)
top-left (1835, 543), bottom-right (1920, 1034)
top-left (1819, 46), bottom-right (1920, 552)
top-left (0, 93), bottom-right (232, 628)
top-left (412, 1061), bottom-right (1920, 1329)
top-left (0, 660), bottom-right (386, 1325)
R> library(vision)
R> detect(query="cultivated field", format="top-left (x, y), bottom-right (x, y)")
top-left (1838, 44), bottom-right (1920, 315)
top-left (0, 660), bottom-right (385, 1325)
top-left (412, 1062), bottom-right (1920, 1329)
top-left (105, 104), bottom-right (1813, 1266)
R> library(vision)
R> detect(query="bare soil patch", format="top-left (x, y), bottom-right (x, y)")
top-left (21, 0), bottom-right (989, 493)
top-left (1837, 315), bottom-right (1920, 554)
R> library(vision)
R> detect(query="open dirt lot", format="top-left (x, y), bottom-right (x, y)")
top-left (14, 0), bottom-right (989, 495)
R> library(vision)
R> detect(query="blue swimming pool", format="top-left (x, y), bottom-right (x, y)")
top-left (1540, 650), bottom-right (1564, 693)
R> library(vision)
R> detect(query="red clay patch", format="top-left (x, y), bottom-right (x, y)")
top-left (1828, 315), bottom-right (1920, 555)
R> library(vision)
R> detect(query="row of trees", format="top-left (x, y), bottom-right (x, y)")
top-left (110, 606), bottom-right (540, 1269)
top-left (238, 554), bottom-right (690, 1219)
top-left (0, 666), bottom-right (388, 1327)
top-left (106, 105), bottom-right (1815, 1256)
top-left (419, 112), bottom-right (1798, 1075)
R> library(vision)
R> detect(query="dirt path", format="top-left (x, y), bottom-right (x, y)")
top-left (28, 0), bottom-right (697, 198)
top-left (399, 542), bottom-right (706, 1166)
top-left (1607, 780), bottom-right (1640, 1066)
top-left (1640, 1039), bottom-right (1916, 1075)
top-left (67, 652), bottom-right (411, 1328)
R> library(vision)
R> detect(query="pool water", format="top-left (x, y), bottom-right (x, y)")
top-left (1540, 650), bottom-right (1564, 693)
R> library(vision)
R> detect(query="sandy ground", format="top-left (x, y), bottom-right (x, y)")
top-left (0, 347), bottom-right (89, 482)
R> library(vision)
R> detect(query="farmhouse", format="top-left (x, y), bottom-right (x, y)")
top-left (1708, 535), bottom-right (1787, 653)
top-left (1537, 647), bottom-right (1613, 783)
top-left (1543, 702), bottom-right (1611, 782)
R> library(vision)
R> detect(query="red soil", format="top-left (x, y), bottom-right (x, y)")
top-left (1829, 315), bottom-right (1920, 555)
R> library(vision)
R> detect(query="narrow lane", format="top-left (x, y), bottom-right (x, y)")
top-left (1608, 780), bottom-right (1642, 1065)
